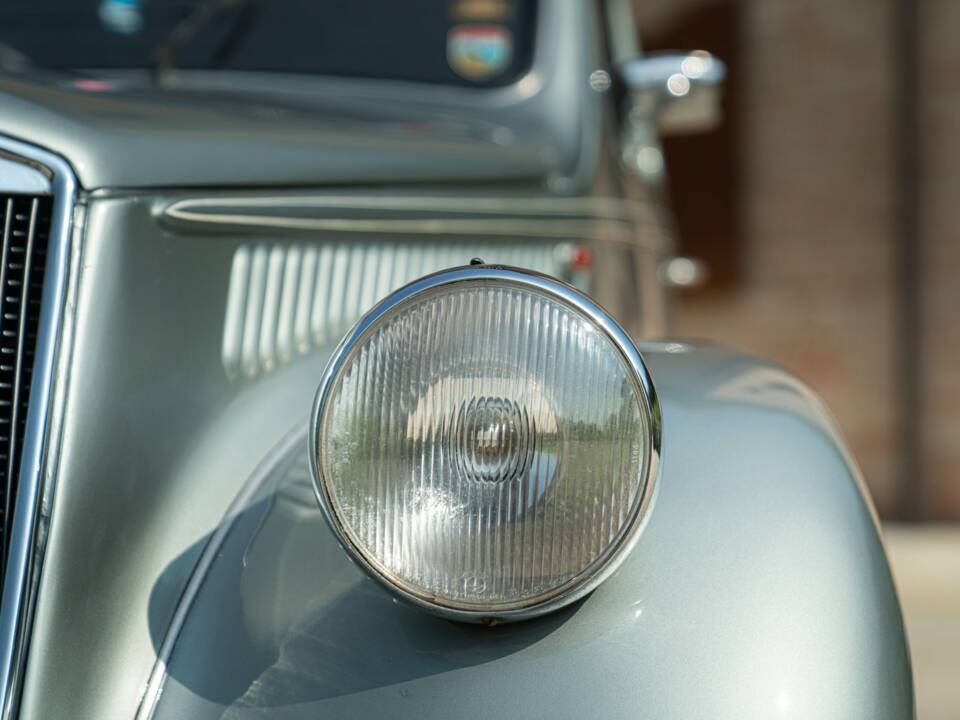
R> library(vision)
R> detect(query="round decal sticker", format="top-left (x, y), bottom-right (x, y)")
top-left (447, 24), bottom-right (514, 82)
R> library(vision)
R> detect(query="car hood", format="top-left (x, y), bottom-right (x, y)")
top-left (0, 72), bottom-right (566, 191)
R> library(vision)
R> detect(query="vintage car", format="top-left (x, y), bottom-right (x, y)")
top-left (0, 1), bottom-right (913, 718)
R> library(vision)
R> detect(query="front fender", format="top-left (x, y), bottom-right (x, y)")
top-left (146, 343), bottom-right (913, 720)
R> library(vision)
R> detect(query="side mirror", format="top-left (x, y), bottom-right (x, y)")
top-left (619, 50), bottom-right (726, 135)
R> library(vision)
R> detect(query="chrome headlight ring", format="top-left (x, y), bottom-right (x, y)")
top-left (310, 265), bottom-right (661, 623)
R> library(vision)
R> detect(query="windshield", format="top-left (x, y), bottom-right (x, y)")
top-left (0, 0), bottom-right (537, 87)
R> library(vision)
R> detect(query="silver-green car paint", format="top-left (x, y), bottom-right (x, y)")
top-left (0, 1), bottom-right (912, 718)
top-left (152, 345), bottom-right (913, 720)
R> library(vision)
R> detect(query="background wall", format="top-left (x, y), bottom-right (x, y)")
top-left (634, 0), bottom-right (957, 520)
top-left (920, 0), bottom-right (960, 521)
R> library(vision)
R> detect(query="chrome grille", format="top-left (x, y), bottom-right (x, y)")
top-left (0, 194), bottom-right (51, 572)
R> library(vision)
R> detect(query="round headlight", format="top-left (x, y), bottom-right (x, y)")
top-left (310, 265), bottom-right (660, 622)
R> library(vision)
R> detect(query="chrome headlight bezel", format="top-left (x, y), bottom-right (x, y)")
top-left (310, 265), bottom-right (661, 623)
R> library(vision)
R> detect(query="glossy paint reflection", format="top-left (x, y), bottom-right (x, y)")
top-left (149, 344), bottom-right (912, 720)
top-left (147, 456), bottom-right (580, 712)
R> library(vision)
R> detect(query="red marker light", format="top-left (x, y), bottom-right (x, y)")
top-left (571, 245), bottom-right (593, 269)
top-left (71, 79), bottom-right (115, 93)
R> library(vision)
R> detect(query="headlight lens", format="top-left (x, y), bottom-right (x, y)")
top-left (311, 266), bottom-right (660, 621)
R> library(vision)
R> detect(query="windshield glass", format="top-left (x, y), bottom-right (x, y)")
top-left (0, 0), bottom-right (537, 87)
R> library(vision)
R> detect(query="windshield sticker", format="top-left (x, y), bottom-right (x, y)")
top-left (98, 0), bottom-right (144, 35)
top-left (447, 24), bottom-right (513, 82)
top-left (449, 0), bottom-right (513, 22)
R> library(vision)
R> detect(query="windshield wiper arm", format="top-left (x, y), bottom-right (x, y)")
top-left (0, 42), bottom-right (33, 72)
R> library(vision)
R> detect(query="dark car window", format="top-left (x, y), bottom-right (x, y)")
top-left (0, 0), bottom-right (537, 87)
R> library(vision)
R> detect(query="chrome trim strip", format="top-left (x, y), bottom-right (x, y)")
top-left (0, 136), bottom-right (76, 718)
top-left (160, 195), bottom-right (661, 250)
top-left (166, 194), bottom-right (647, 217)
top-left (162, 195), bottom-right (666, 251)
top-left (135, 422), bottom-right (308, 720)
top-left (165, 212), bottom-right (640, 243)
top-left (309, 265), bottom-right (662, 623)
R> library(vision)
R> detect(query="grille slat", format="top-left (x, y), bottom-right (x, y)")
top-left (0, 193), bottom-right (51, 574)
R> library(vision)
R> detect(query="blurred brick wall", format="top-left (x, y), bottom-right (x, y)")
top-left (921, 0), bottom-right (960, 519)
top-left (635, 0), bottom-right (906, 515)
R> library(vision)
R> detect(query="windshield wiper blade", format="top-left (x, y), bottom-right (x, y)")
top-left (152, 0), bottom-right (265, 83)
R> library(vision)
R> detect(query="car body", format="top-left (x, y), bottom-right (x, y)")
top-left (0, 1), bottom-right (912, 718)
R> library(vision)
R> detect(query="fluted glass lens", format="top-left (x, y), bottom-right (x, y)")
top-left (318, 282), bottom-right (650, 610)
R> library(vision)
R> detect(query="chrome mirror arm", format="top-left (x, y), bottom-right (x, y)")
top-left (617, 50), bottom-right (726, 183)
top-left (619, 50), bottom-right (726, 133)
top-left (616, 51), bottom-right (723, 309)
